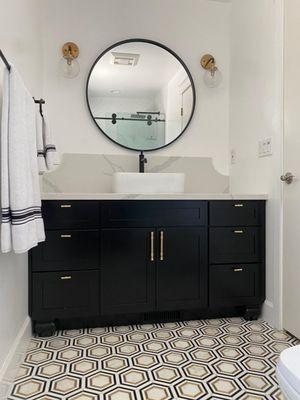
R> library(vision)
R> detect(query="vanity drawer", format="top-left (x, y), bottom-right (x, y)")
top-left (31, 270), bottom-right (99, 320)
top-left (42, 201), bottom-right (99, 229)
top-left (101, 200), bottom-right (208, 227)
top-left (209, 264), bottom-right (261, 307)
top-left (210, 227), bottom-right (262, 264)
top-left (31, 230), bottom-right (99, 271)
top-left (209, 201), bottom-right (264, 226)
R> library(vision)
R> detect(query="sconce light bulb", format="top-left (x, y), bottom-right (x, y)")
top-left (203, 66), bottom-right (222, 88)
top-left (60, 57), bottom-right (80, 79)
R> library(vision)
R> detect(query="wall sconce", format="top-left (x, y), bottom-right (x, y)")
top-left (60, 42), bottom-right (80, 79)
top-left (201, 54), bottom-right (222, 88)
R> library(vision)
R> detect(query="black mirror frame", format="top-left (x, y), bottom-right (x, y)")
top-left (86, 38), bottom-right (196, 152)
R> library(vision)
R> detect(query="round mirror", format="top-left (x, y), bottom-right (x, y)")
top-left (86, 39), bottom-right (196, 152)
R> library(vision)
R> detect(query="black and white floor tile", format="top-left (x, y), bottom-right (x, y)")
top-left (8, 318), bottom-right (298, 400)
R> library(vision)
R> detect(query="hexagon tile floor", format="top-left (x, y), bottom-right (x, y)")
top-left (8, 318), bottom-right (299, 400)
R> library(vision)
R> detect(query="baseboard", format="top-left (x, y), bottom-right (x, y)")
top-left (262, 300), bottom-right (275, 327)
top-left (0, 317), bottom-right (32, 400)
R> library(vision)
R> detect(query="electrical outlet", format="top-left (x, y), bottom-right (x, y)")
top-left (230, 149), bottom-right (236, 165)
top-left (258, 137), bottom-right (272, 157)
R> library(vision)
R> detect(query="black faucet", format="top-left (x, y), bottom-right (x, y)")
top-left (139, 151), bottom-right (147, 173)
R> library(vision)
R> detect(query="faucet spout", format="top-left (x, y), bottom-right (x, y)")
top-left (139, 151), bottom-right (147, 173)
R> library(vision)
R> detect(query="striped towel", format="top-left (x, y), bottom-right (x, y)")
top-left (36, 106), bottom-right (59, 174)
top-left (1, 65), bottom-right (45, 253)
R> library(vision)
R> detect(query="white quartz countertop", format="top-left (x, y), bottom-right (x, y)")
top-left (41, 193), bottom-right (268, 200)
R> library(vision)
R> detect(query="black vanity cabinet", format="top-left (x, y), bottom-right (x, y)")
top-left (29, 199), bottom-right (266, 336)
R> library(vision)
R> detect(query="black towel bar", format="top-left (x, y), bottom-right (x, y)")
top-left (0, 49), bottom-right (11, 71)
top-left (1, 48), bottom-right (45, 111)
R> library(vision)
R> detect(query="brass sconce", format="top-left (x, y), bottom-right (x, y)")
top-left (201, 54), bottom-right (222, 88)
top-left (60, 42), bottom-right (80, 78)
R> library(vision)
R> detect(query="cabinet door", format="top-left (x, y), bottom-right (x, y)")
top-left (157, 227), bottom-right (208, 311)
top-left (209, 201), bottom-right (264, 226)
top-left (32, 271), bottom-right (99, 320)
top-left (42, 201), bottom-right (99, 229)
top-left (32, 230), bottom-right (99, 271)
top-left (209, 264), bottom-right (262, 307)
top-left (210, 227), bottom-right (262, 264)
top-left (101, 228), bottom-right (155, 314)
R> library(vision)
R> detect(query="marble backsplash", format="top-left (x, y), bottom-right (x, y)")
top-left (42, 153), bottom-right (229, 194)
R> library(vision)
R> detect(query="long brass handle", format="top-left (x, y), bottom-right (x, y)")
top-left (233, 268), bottom-right (243, 272)
top-left (150, 232), bottom-right (155, 262)
top-left (60, 276), bottom-right (72, 280)
top-left (233, 230), bottom-right (244, 234)
top-left (60, 204), bottom-right (72, 208)
top-left (234, 204), bottom-right (244, 208)
top-left (160, 231), bottom-right (164, 261)
top-left (61, 234), bottom-right (72, 238)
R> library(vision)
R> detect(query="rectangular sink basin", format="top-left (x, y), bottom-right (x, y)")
top-left (112, 172), bottom-right (185, 194)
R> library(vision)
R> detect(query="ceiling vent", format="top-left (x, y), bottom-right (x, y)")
top-left (111, 52), bottom-right (140, 66)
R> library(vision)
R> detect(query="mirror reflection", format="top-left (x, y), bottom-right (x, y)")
top-left (87, 40), bottom-right (195, 151)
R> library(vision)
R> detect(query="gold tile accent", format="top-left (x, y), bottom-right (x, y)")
top-left (121, 369), bottom-right (148, 387)
top-left (14, 379), bottom-right (44, 399)
top-left (176, 381), bottom-right (205, 399)
top-left (25, 350), bottom-right (53, 365)
top-left (37, 362), bottom-right (65, 378)
top-left (133, 354), bottom-right (158, 368)
top-left (106, 388), bottom-right (135, 400)
top-left (153, 366), bottom-right (179, 383)
top-left (103, 356), bottom-right (128, 372)
top-left (209, 376), bottom-right (240, 397)
top-left (88, 345), bottom-right (110, 359)
top-left (142, 384), bottom-right (171, 400)
top-left (71, 360), bottom-right (97, 375)
top-left (87, 372), bottom-right (114, 391)
top-left (51, 376), bottom-right (80, 395)
top-left (184, 362), bottom-right (211, 380)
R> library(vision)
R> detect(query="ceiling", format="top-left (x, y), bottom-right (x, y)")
top-left (88, 42), bottom-right (187, 99)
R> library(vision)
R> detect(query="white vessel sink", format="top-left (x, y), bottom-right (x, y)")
top-left (112, 172), bottom-right (185, 194)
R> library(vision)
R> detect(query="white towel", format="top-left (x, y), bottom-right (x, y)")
top-left (1, 65), bottom-right (45, 253)
top-left (35, 106), bottom-right (59, 174)
top-left (42, 111), bottom-right (59, 170)
top-left (36, 107), bottom-right (47, 174)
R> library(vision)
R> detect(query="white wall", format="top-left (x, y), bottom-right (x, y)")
top-left (229, 0), bottom-right (283, 327)
top-left (0, 0), bottom-right (43, 386)
top-left (42, 0), bottom-right (231, 175)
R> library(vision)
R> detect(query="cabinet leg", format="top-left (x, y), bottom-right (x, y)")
top-left (244, 307), bottom-right (260, 321)
top-left (35, 321), bottom-right (56, 337)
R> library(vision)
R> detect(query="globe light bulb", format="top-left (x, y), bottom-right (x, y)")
top-left (60, 57), bottom-right (80, 79)
top-left (203, 66), bottom-right (222, 88)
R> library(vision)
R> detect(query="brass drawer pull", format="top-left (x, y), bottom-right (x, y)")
top-left (61, 234), bottom-right (72, 238)
top-left (233, 230), bottom-right (244, 234)
top-left (150, 232), bottom-right (155, 262)
top-left (60, 276), bottom-right (72, 280)
top-left (233, 268), bottom-right (243, 272)
top-left (234, 204), bottom-right (244, 208)
top-left (60, 204), bottom-right (72, 208)
top-left (160, 231), bottom-right (164, 261)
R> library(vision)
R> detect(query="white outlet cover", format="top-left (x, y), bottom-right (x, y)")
top-left (230, 149), bottom-right (236, 164)
top-left (258, 137), bottom-right (272, 157)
